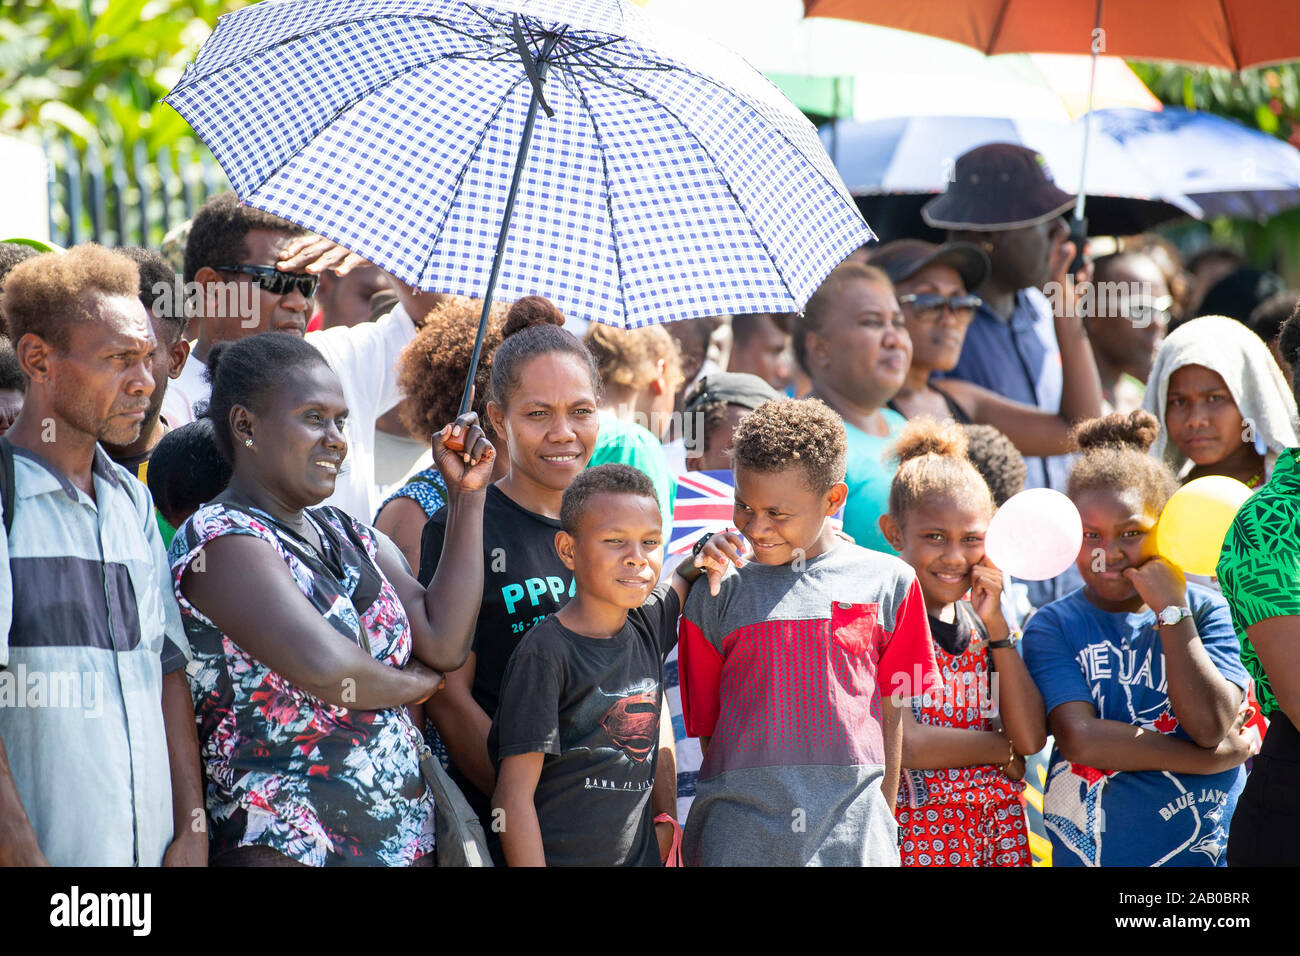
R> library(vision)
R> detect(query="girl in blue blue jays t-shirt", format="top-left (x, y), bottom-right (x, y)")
top-left (1023, 412), bottom-right (1257, 867)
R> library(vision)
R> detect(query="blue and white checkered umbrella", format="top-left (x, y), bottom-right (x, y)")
top-left (165, 0), bottom-right (872, 336)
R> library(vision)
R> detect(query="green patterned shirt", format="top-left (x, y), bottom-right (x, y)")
top-left (1217, 447), bottom-right (1300, 717)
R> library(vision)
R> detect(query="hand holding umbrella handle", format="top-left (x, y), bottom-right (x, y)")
top-left (443, 388), bottom-right (474, 452)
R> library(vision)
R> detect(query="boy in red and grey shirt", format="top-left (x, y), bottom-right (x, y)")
top-left (679, 398), bottom-right (941, 865)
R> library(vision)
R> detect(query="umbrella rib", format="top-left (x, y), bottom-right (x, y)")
top-left (557, 69), bottom-right (629, 328)
top-left (461, 3), bottom-right (516, 45)
top-left (550, 36), bottom-right (626, 62)
top-left (986, 0), bottom-right (1011, 55)
top-left (1216, 0), bottom-right (1243, 71)
top-left (560, 64), bottom-right (801, 306)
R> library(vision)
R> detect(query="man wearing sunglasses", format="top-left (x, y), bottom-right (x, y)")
top-left (163, 192), bottom-right (433, 522)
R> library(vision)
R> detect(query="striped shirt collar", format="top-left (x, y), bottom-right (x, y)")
top-left (10, 441), bottom-right (127, 500)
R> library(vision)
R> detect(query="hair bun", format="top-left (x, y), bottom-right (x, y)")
top-left (1073, 410), bottom-right (1160, 453)
top-left (890, 416), bottom-right (968, 466)
top-left (502, 296), bottom-right (566, 338)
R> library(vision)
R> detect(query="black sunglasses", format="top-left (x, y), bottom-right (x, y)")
top-left (215, 264), bottom-right (319, 298)
top-left (897, 292), bottom-right (982, 322)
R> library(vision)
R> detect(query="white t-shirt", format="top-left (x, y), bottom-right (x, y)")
top-left (159, 305), bottom-right (417, 522)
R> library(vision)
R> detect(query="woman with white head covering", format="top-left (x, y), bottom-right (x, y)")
top-left (1143, 315), bottom-right (1299, 489)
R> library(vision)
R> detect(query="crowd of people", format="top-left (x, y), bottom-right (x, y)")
top-left (1, 139), bottom-right (1298, 867)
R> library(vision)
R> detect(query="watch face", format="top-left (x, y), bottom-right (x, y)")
top-left (1158, 607), bottom-right (1181, 625)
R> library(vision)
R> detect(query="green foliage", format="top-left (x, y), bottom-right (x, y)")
top-left (1129, 62), bottom-right (1300, 282)
top-left (1130, 62), bottom-right (1300, 146)
top-left (0, 0), bottom-right (238, 156)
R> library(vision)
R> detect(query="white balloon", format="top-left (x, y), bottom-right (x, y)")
top-left (984, 488), bottom-right (1083, 581)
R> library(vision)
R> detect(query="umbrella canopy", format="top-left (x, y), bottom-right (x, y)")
top-left (1093, 107), bottom-right (1300, 221)
top-left (804, 0), bottom-right (1300, 72)
top-left (165, 0), bottom-right (872, 330)
top-left (820, 115), bottom-right (1200, 235)
top-left (644, 0), bottom-right (1161, 122)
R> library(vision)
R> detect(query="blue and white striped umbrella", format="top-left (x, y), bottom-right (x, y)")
top-left (165, 0), bottom-right (873, 330)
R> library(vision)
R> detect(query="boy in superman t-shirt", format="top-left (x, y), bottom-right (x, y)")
top-left (679, 398), bottom-right (941, 866)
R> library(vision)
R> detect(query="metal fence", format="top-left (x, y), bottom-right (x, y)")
top-left (44, 135), bottom-right (229, 251)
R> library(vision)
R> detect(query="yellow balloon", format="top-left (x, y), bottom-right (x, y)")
top-left (1154, 476), bottom-right (1253, 576)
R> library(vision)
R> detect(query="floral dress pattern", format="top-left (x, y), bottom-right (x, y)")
top-left (170, 502), bottom-right (434, 866)
top-left (896, 601), bottom-right (1030, 867)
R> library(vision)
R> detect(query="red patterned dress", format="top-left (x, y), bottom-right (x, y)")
top-left (896, 601), bottom-right (1030, 867)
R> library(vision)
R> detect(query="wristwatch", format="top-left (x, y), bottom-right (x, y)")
top-left (1156, 605), bottom-right (1192, 628)
top-left (692, 532), bottom-right (715, 558)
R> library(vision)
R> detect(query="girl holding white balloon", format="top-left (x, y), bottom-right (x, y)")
top-left (878, 418), bottom-right (1046, 867)
top-left (1022, 410), bottom-right (1258, 868)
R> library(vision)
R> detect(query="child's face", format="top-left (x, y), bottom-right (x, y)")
top-left (885, 492), bottom-right (990, 614)
top-left (1165, 364), bottom-right (1244, 467)
top-left (1074, 486), bottom-right (1159, 609)
top-left (687, 404), bottom-right (749, 473)
top-left (489, 352), bottom-right (599, 494)
top-left (732, 463), bottom-right (844, 566)
top-left (555, 491), bottom-right (664, 611)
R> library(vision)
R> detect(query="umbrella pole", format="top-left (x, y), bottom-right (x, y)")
top-left (1070, 0), bottom-right (1104, 266)
top-left (457, 27), bottom-right (562, 419)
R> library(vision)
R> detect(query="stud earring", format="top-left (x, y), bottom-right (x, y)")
top-left (244, 437), bottom-right (254, 448)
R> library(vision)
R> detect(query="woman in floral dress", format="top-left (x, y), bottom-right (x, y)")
top-left (170, 334), bottom-right (494, 866)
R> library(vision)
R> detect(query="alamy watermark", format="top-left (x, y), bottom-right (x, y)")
top-left (1043, 278), bottom-right (1171, 327)
top-left (150, 273), bottom-right (261, 329)
top-left (0, 666), bottom-right (103, 718)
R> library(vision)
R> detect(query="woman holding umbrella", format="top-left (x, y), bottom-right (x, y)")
top-left (170, 333), bottom-right (495, 866)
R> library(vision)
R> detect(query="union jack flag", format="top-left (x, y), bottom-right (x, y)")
top-left (668, 470), bottom-right (738, 556)
top-left (667, 470), bottom-right (844, 557)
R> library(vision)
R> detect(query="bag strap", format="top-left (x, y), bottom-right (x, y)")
top-left (0, 436), bottom-right (14, 537)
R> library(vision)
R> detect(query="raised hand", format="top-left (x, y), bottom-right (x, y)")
top-left (1123, 555), bottom-right (1187, 615)
top-left (970, 558), bottom-right (1008, 638)
top-left (694, 531), bottom-right (751, 596)
top-left (276, 234), bottom-right (372, 276)
top-left (431, 411), bottom-right (495, 496)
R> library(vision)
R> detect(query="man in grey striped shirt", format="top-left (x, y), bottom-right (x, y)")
top-left (0, 245), bottom-right (204, 866)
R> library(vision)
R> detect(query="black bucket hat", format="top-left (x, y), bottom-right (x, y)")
top-left (921, 142), bottom-right (1075, 232)
top-left (869, 239), bottom-right (990, 292)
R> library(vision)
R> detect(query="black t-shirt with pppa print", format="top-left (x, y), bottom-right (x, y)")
top-left (490, 583), bottom-right (681, 867)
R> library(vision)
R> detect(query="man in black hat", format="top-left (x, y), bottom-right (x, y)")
top-left (922, 143), bottom-right (1099, 607)
top-left (921, 142), bottom-right (1090, 499)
